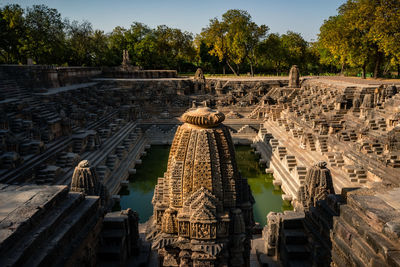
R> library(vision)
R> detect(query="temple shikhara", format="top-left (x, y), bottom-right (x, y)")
top-left (148, 107), bottom-right (254, 266)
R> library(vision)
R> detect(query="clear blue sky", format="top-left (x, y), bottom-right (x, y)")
top-left (2, 0), bottom-right (345, 41)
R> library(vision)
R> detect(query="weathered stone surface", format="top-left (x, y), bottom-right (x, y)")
top-left (0, 184), bottom-right (102, 267)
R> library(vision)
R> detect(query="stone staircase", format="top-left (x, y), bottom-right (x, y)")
top-left (0, 70), bottom-right (31, 102)
top-left (294, 166), bottom-right (307, 185)
top-left (317, 136), bottom-right (329, 153)
top-left (279, 211), bottom-right (311, 267)
top-left (332, 188), bottom-right (400, 266)
top-left (0, 184), bottom-right (101, 267)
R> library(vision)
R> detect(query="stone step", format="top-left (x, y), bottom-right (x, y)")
top-left (333, 218), bottom-right (386, 266)
top-left (98, 243), bottom-right (125, 261)
top-left (0, 185), bottom-right (69, 253)
top-left (282, 229), bottom-right (308, 244)
top-left (286, 260), bottom-right (312, 267)
top-left (283, 244), bottom-right (310, 260)
top-left (22, 196), bottom-right (100, 267)
top-left (339, 204), bottom-right (399, 251)
top-left (0, 192), bottom-right (84, 267)
top-left (281, 211), bottom-right (304, 229)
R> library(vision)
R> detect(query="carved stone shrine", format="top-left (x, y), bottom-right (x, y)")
top-left (147, 107), bottom-right (254, 267)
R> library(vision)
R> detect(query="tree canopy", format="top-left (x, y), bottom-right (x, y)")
top-left (0, 3), bottom-right (399, 77)
top-left (317, 0), bottom-right (400, 78)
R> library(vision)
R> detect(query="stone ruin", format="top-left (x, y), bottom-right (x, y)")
top-left (288, 65), bottom-right (300, 88)
top-left (147, 107), bottom-right (254, 266)
top-left (193, 68), bottom-right (206, 94)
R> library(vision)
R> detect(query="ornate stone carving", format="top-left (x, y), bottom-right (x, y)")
top-left (71, 160), bottom-right (109, 205)
top-left (297, 161), bottom-right (335, 209)
top-left (71, 160), bottom-right (100, 195)
top-left (148, 107), bottom-right (254, 266)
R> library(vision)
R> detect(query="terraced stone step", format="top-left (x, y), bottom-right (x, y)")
top-left (0, 192), bottom-right (84, 266)
top-left (22, 196), bottom-right (100, 267)
top-left (333, 218), bottom-right (386, 266)
top-left (281, 211), bottom-right (304, 229)
top-left (283, 244), bottom-right (310, 260)
top-left (282, 229), bottom-right (308, 244)
top-left (339, 204), bottom-right (399, 254)
top-left (0, 185), bottom-right (69, 252)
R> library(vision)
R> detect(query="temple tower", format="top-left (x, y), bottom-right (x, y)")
top-left (148, 107), bottom-right (254, 267)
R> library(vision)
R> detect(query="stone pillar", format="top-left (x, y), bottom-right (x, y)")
top-left (193, 68), bottom-right (206, 94)
top-left (288, 65), bottom-right (300, 88)
top-left (263, 212), bottom-right (281, 256)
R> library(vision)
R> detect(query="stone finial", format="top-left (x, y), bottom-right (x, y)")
top-left (288, 65), bottom-right (300, 88)
top-left (298, 161), bottom-right (335, 209)
top-left (71, 160), bottom-right (100, 195)
top-left (361, 94), bottom-right (373, 108)
top-left (194, 68), bottom-right (205, 81)
top-left (181, 107), bottom-right (225, 128)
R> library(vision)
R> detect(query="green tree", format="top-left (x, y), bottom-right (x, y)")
top-left (65, 20), bottom-right (94, 66)
top-left (91, 30), bottom-right (111, 66)
top-left (153, 25), bottom-right (195, 70)
top-left (21, 5), bottom-right (66, 64)
top-left (0, 4), bottom-right (25, 64)
top-left (201, 9), bottom-right (268, 76)
top-left (108, 26), bottom-right (129, 65)
top-left (194, 38), bottom-right (221, 73)
top-left (280, 31), bottom-right (308, 70)
top-left (257, 33), bottom-right (286, 75)
top-left (369, 0), bottom-right (400, 76)
top-left (125, 22), bottom-right (152, 64)
top-left (317, 0), bottom-right (399, 78)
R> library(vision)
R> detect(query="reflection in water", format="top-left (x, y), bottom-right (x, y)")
top-left (235, 146), bottom-right (292, 226)
top-left (120, 145), bottom-right (292, 225)
top-left (120, 145), bottom-right (170, 223)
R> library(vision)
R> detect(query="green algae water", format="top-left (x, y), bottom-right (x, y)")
top-left (235, 145), bottom-right (292, 226)
top-left (120, 145), bottom-right (292, 225)
top-left (120, 145), bottom-right (170, 223)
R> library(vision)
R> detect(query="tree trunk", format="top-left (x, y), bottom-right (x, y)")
top-left (250, 62), bottom-right (254, 77)
top-left (361, 64), bottom-right (366, 79)
top-left (397, 64), bottom-right (400, 78)
top-left (340, 62), bottom-right (345, 76)
top-left (374, 51), bottom-right (383, 79)
top-left (226, 60), bottom-right (238, 76)
top-left (223, 65), bottom-right (226, 75)
top-left (276, 62), bottom-right (280, 76)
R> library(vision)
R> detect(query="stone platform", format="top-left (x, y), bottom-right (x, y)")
top-left (0, 184), bottom-right (102, 267)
